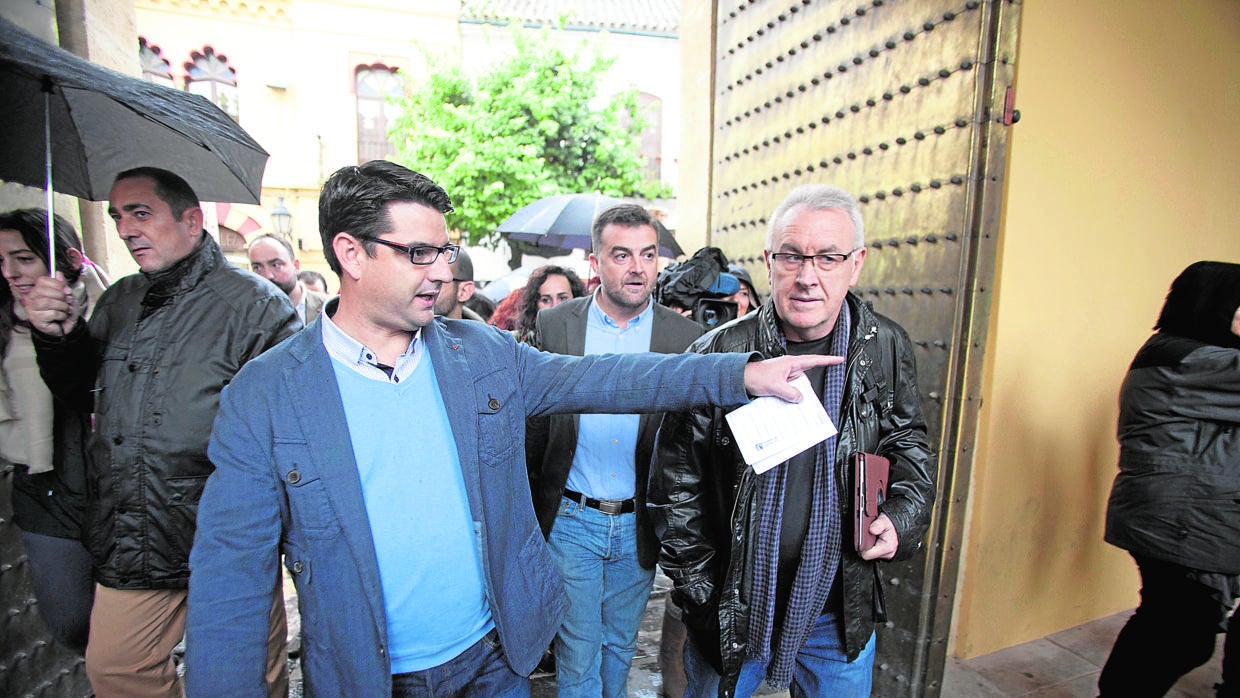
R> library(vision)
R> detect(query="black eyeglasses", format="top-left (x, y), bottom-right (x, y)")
top-left (367, 238), bottom-right (460, 266)
top-left (769, 248), bottom-right (862, 272)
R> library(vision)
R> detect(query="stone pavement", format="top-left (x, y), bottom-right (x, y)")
top-left (941, 608), bottom-right (1226, 697)
top-left (277, 573), bottom-right (1217, 697)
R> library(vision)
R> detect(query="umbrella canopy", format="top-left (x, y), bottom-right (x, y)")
top-left (0, 16), bottom-right (269, 204)
top-left (498, 193), bottom-right (684, 258)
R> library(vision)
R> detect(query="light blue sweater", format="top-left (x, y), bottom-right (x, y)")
top-left (331, 355), bottom-right (491, 673)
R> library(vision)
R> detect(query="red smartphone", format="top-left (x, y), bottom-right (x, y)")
top-left (853, 452), bottom-right (889, 552)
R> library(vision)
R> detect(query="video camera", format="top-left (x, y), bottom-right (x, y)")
top-left (655, 247), bottom-right (741, 330)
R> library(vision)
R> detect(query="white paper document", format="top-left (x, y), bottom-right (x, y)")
top-left (724, 374), bottom-right (836, 474)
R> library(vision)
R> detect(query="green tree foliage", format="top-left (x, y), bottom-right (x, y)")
top-left (389, 27), bottom-right (668, 245)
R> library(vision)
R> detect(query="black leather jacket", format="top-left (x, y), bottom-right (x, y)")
top-left (648, 294), bottom-right (935, 695)
top-left (34, 236), bottom-right (299, 589)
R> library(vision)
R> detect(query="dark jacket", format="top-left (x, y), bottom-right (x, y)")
top-left (9, 383), bottom-right (91, 540)
top-left (526, 295), bottom-right (703, 568)
top-left (7, 268), bottom-right (109, 540)
top-left (1105, 333), bottom-right (1240, 575)
top-left (33, 235), bottom-right (299, 589)
top-left (648, 294), bottom-right (936, 693)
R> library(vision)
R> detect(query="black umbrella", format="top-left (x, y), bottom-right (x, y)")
top-left (497, 193), bottom-right (684, 258)
top-left (0, 17), bottom-right (270, 270)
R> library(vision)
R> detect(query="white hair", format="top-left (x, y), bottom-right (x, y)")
top-left (765, 184), bottom-right (865, 250)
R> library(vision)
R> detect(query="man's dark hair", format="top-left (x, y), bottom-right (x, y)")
top-left (464, 292), bottom-right (496, 322)
top-left (114, 166), bottom-right (201, 220)
top-left (298, 269), bottom-right (328, 290)
top-left (453, 247), bottom-right (475, 282)
top-left (318, 160), bottom-right (455, 275)
top-left (1155, 260), bottom-right (1240, 349)
top-left (590, 203), bottom-right (660, 252)
top-left (249, 233), bottom-right (297, 261)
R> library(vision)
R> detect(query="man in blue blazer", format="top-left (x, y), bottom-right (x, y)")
top-left (185, 161), bottom-right (839, 697)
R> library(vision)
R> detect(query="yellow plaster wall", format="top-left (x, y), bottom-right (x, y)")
top-left (955, 0), bottom-right (1240, 658)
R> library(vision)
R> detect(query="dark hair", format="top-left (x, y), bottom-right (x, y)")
top-left (298, 269), bottom-right (328, 290)
top-left (114, 167), bottom-right (201, 220)
top-left (318, 160), bottom-right (454, 275)
top-left (0, 208), bottom-right (85, 356)
top-left (464, 290), bottom-right (496, 322)
top-left (452, 247), bottom-right (475, 282)
top-left (249, 233), bottom-right (297, 261)
top-left (516, 265), bottom-right (586, 341)
top-left (728, 263), bottom-right (762, 311)
top-left (1154, 261), bottom-right (1240, 349)
top-left (590, 203), bottom-right (660, 252)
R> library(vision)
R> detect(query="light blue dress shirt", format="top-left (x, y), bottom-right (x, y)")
top-left (564, 296), bottom-right (655, 500)
top-left (320, 309), bottom-right (422, 383)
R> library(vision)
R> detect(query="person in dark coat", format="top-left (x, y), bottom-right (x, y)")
top-left (649, 184), bottom-right (936, 697)
top-left (24, 168), bottom-right (300, 697)
top-left (726, 264), bottom-right (761, 316)
top-left (0, 209), bottom-right (108, 654)
top-left (1100, 260), bottom-right (1240, 698)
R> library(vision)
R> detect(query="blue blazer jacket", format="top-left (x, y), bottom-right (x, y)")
top-left (185, 313), bottom-right (751, 697)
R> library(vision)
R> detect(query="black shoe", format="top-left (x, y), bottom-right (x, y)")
top-left (535, 647), bottom-right (556, 675)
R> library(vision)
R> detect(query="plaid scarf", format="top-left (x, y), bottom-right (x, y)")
top-left (748, 304), bottom-right (850, 687)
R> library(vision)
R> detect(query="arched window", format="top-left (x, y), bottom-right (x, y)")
top-left (185, 47), bottom-right (239, 121)
top-left (356, 64), bottom-right (405, 163)
top-left (217, 226), bottom-right (247, 253)
top-left (139, 37), bottom-right (174, 87)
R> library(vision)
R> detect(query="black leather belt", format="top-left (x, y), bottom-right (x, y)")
top-left (563, 489), bottom-right (636, 515)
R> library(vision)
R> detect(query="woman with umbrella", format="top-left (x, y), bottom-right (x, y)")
top-left (0, 208), bottom-right (110, 654)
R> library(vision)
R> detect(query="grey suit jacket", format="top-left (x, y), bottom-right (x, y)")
top-left (526, 294), bottom-right (703, 568)
top-left (303, 289), bottom-right (330, 324)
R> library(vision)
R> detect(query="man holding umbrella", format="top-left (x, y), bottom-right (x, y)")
top-left (24, 167), bottom-right (299, 698)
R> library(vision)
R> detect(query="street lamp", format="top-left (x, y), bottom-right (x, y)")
top-left (270, 196), bottom-right (292, 236)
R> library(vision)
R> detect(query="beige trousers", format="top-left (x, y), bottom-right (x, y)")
top-left (85, 582), bottom-right (288, 697)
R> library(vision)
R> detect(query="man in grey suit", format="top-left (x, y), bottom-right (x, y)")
top-left (527, 204), bottom-right (703, 697)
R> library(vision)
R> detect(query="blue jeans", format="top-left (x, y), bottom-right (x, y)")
top-left (684, 612), bottom-right (875, 698)
top-left (391, 628), bottom-right (528, 698)
top-left (548, 497), bottom-right (656, 698)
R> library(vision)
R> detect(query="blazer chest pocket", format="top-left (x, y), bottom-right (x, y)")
top-left (274, 440), bottom-right (340, 539)
top-left (474, 375), bottom-right (520, 464)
